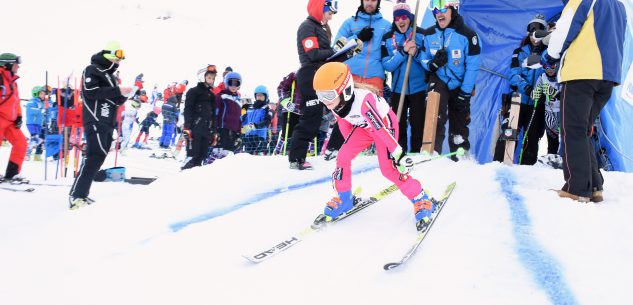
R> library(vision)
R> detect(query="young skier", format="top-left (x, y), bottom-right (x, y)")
top-left (314, 62), bottom-right (435, 229)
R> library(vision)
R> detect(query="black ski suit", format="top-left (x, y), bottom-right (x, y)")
top-left (70, 52), bottom-right (127, 199)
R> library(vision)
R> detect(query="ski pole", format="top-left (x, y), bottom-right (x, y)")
top-left (282, 79), bottom-right (295, 156)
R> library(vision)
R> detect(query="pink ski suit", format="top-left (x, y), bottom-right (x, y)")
top-left (332, 88), bottom-right (422, 200)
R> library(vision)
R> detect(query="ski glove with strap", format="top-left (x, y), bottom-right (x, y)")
top-left (429, 49), bottom-right (448, 72)
top-left (391, 146), bottom-right (414, 174)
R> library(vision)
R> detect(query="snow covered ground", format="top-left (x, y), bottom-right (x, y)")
top-left (1, 143), bottom-right (632, 305)
top-left (3, 1), bottom-right (633, 304)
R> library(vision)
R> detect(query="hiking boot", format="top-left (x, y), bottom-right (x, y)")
top-left (555, 190), bottom-right (590, 203)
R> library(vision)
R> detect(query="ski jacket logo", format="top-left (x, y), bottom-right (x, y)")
top-left (101, 103), bottom-right (110, 118)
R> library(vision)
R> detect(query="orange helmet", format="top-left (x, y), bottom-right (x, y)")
top-left (313, 62), bottom-right (354, 103)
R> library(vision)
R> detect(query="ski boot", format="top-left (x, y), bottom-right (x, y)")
top-left (69, 197), bottom-right (91, 210)
top-left (412, 190), bottom-right (434, 231)
top-left (324, 190), bottom-right (355, 219)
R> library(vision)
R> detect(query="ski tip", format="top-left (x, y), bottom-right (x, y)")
top-left (384, 263), bottom-right (400, 271)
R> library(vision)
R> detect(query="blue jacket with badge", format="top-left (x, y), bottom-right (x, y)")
top-left (381, 25), bottom-right (428, 95)
top-left (510, 43), bottom-right (546, 105)
top-left (334, 11), bottom-right (391, 80)
top-left (25, 98), bottom-right (45, 126)
top-left (419, 15), bottom-right (481, 94)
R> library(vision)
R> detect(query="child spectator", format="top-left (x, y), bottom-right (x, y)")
top-left (215, 72), bottom-right (243, 155)
top-left (242, 85), bottom-right (273, 155)
top-left (25, 86), bottom-right (46, 161)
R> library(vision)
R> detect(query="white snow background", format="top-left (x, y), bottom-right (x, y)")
top-left (2, 1), bottom-right (633, 305)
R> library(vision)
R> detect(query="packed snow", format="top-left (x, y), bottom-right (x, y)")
top-left (3, 1), bottom-right (633, 304)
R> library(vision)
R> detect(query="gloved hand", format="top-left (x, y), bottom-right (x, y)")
top-left (530, 85), bottom-right (542, 101)
top-left (456, 90), bottom-right (471, 112)
top-left (524, 85), bottom-right (533, 98)
top-left (540, 52), bottom-right (558, 70)
top-left (429, 49), bottom-right (448, 72)
top-left (391, 147), bottom-right (414, 174)
top-left (280, 97), bottom-right (296, 113)
top-left (14, 116), bottom-right (22, 129)
top-left (241, 123), bottom-right (255, 134)
top-left (357, 27), bottom-right (374, 42)
top-left (333, 37), bottom-right (348, 52)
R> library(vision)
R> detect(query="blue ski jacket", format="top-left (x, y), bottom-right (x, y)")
top-left (419, 16), bottom-right (481, 94)
top-left (381, 25), bottom-right (428, 95)
top-left (335, 11), bottom-right (391, 79)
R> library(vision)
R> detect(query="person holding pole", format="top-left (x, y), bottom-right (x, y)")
top-left (419, 0), bottom-right (481, 160)
top-left (381, 1), bottom-right (428, 153)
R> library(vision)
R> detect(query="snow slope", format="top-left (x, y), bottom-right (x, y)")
top-left (1, 145), bottom-right (632, 305)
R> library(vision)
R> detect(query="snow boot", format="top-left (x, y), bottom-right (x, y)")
top-left (324, 190), bottom-right (354, 219)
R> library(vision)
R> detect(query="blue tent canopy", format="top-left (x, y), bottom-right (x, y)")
top-left (419, 0), bottom-right (632, 171)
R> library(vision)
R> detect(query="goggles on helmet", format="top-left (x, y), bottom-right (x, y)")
top-left (207, 64), bottom-right (217, 74)
top-left (324, 0), bottom-right (338, 14)
top-left (104, 49), bottom-right (125, 60)
top-left (430, 0), bottom-right (458, 14)
top-left (0, 55), bottom-right (22, 65)
top-left (316, 89), bottom-right (339, 103)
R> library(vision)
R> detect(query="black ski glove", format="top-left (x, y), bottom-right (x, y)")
top-left (14, 116), bottom-right (22, 129)
top-left (429, 49), bottom-right (448, 72)
top-left (456, 91), bottom-right (471, 112)
top-left (357, 27), bottom-right (374, 42)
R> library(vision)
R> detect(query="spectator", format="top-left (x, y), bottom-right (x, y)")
top-left (215, 72), bottom-right (243, 156)
top-left (25, 86), bottom-right (47, 161)
top-left (509, 14), bottom-right (548, 165)
top-left (419, 0), bottom-right (481, 160)
top-left (276, 70), bottom-right (302, 155)
top-left (0, 53), bottom-right (28, 182)
top-left (543, 0), bottom-right (627, 202)
top-left (242, 85), bottom-right (273, 155)
top-left (381, 1), bottom-right (428, 153)
top-left (182, 66), bottom-right (217, 170)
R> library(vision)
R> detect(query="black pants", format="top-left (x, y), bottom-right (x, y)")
top-left (560, 80), bottom-right (613, 197)
top-left (183, 129), bottom-right (211, 169)
top-left (279, 111), bottom-right (300, 144)
top-left (69, 123), bottom-right (114, 198)
top-left (288, 66), bottom-right (324, 163)
top-left (390, 91), bottom-right (427, 153)
top-left (430, 77), bottom-right (470, 154)
top-left (517, 102), bottom-right (545, 165)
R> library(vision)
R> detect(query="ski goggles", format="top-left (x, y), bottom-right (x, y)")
top-left (104, 49), bottom-right (125, 60)
top-left (0, 55), bottom-right (21, 65)
top-left (316, 89), bottom-right (338, 103)
top-left (227, 79), bottom-right (241, 87)
top-left (324, 0), bottom-right (338, 14)
top-left (430, 0), bottom-right (458, 14)
top-left (206, 64), bottom-right (217, 74)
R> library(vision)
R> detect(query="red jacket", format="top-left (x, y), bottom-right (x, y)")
top-left (175, 83), bottom-right (187, 94)
top-left (0, 68), bottom-right (21, 121)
